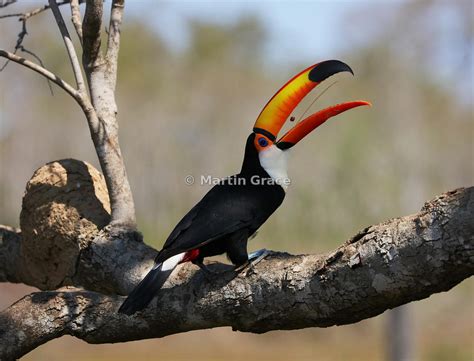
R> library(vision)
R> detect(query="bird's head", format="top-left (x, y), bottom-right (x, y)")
top-left (242, 60), bottom-right (371, 188)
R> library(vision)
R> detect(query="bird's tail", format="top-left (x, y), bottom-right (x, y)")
top-left (118, 262), bottom-right (173, 315)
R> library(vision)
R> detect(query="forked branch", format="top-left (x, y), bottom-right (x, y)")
top-left (1, 0), bottom-right (138, 228)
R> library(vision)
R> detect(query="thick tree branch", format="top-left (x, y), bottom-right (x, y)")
top-left (82, 0), bottom-right (103, 70)
top-left (1, 187), bottom-right (472, 359)
top-left (105, 0), bottom-right (124, 91)
top-left (80, 0), bottom-right (137, 229)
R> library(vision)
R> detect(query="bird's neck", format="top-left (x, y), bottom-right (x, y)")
top-left (240, 134), bottom-right (268, 178)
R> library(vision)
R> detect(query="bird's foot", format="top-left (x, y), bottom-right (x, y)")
top-left (248, 248), bottom-right (269, 262)
top-left (234, 249), bottom-right (270, 275)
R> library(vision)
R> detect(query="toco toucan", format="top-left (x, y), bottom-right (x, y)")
top-left (118, 60), bottom-right (370, 315)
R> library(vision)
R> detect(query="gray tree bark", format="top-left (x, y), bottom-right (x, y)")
top-left (0, 185), bottom-right (472, 360)
top-left (81, 0), bottom-right (136, 229)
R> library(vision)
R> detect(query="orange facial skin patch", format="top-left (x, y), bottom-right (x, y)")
top-left (254, 134), bottom-right (273, 153)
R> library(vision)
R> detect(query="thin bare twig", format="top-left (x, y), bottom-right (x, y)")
top-left (0, 49), bottom-right (79, 100)
top-left (0, 17), bottom-right (24, 71)
top-left (0, 19), bottom-right (54, 94)
top-left (0, 27), bottom-right (54, 95)
top-left (70, 0), bottom-right (83, 44)
top-left (48, 0), bottom-right (86, 93)
top-left (0, 0), bottom-right (70, 20)
top-left (0, 0), bottom-right (74, 87)
top-left (0, 0), bottom-right (17, 10)
top-left (0, 0), bottom-right (75, 59)
top-left (18, 46), bottom-right (55, 95)
top-left (0, 48), bottom-right (101, 147)
top-left (0, 11), bottom-right (19, 18)
top-left (0, 14), bottom-right (29, 70)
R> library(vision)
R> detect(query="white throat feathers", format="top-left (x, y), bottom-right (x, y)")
top-left (258, 145), bottom-right (290, 191)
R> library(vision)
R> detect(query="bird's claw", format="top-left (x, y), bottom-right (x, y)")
top-left (234, 248), bottom-right (270, 275)
top-left (248, 248), bottom-right (269, 262)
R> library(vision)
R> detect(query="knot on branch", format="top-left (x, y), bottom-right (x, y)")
top-left (20, 159), bottom-right (110, 289)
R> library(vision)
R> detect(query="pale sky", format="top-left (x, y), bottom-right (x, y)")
top-left (125, 0), bottom-right (471, 103)
top-left (127, 1), bottom-right (407, 66)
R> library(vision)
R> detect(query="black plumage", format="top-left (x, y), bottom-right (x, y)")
top-left (118, 59), bottom-right (368, 315)
top-left (119, 134), bottom-right (285, 315)
top-left (157, 133), bottom-right (285, 263)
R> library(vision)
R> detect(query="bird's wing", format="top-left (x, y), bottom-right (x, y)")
top-left (156, 184), bottom-right (256, 260)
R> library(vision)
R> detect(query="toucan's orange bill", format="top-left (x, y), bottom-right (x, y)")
top-left (276, 101), bottom-right (371, 149)
top-left (253, 60), bottom-right (354, 141)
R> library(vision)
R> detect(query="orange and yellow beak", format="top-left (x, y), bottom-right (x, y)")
top-left (252, 60), bottom-right (371, 149)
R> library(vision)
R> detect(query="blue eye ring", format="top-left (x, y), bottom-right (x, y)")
top-left (258, 137), bottom-right (269, 147)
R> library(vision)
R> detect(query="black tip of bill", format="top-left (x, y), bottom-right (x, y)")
top-left (308, 60), bottom-right (354, 83)
top-left (276, 141), bottom-right (294, 150)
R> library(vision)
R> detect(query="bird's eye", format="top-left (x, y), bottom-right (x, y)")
top-left (258, 137), bottom-right (268, 147)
